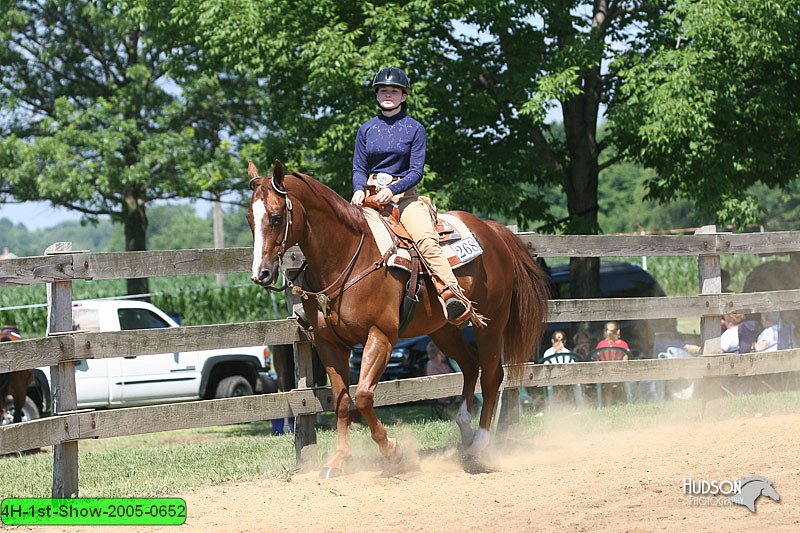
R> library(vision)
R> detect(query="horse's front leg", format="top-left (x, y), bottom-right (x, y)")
top-left (314, 341), bottom-right (354, 478)
top-left (355, 327), bottom-right (399, 461)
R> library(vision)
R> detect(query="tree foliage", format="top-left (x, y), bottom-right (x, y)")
top-left (0, 0), bottom-right (265, 293)
top-left (610, 0), bottom-right (800, 227)
top-left (3, 0), bottom-right (798, 301)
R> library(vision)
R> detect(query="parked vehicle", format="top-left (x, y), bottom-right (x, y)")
top-left (348, 261), bottom-right (675, 382)
top-left (349, 335), bottom-right (436, 385)
top-left (24, 300), bottom-right (274, 419)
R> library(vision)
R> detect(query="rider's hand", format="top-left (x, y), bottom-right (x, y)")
top-left (350, 190), bottom-right (366, 206)
top-left (374, 188), bottom-right (394, 205)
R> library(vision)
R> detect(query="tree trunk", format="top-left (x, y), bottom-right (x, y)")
top-left (563, 85), bottom-right (601, 303)
top-left (561, 79), bottom-right (601, 331)
top-left (123, 192), bottom-right (149, 299)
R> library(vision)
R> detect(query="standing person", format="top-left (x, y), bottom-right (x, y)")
top-left (351, 67), bottom-right (474, 327)
top-left (542, 330), bottom-right (570, 359)
top-left (596, 322), bottom-right (630, 351)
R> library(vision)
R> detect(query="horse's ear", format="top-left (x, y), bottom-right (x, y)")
top-left (247, 160), bottom-right (260, 179)
top-left (273, 160), bottom-right (285, 188)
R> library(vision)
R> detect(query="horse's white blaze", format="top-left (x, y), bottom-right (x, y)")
top-left (251, 200), bottom-right (267, 278)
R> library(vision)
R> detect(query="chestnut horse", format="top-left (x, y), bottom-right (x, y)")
top-left (248, 161), bottom-right (549, 477)
top-left (0, 328), bottom-right (32, 425)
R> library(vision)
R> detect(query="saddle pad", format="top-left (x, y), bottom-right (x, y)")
top-left (362, 208), bottom-right (483, 272)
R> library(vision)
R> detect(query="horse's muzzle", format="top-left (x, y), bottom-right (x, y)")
top-left (252, 261), bottom-right (280, 288)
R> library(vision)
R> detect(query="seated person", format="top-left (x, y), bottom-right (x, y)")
top-left (542, 330), bottom-right (570, 359)
top-left (426, 341), bottom-right (454, 376)
top-left (685, 313), bottom-right (745, 354)
top-left (572, 329), bottom-right (594, 359)
top-left (596, 321), bottom-right (629, 352)
top-left (425, 341), bottom-right (457, 405)
top-left (754, 311), bottom-right (782, 352)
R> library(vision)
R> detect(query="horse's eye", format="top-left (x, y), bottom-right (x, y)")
top-left (269, 213), bottom-right (283, 227)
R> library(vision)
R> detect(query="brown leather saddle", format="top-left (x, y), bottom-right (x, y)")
top-left (362, 197), bottom-right (458, 332)
top-left (363, 196), bottom-right (461, 250)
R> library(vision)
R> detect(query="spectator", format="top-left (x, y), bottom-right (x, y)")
top-left (426, 341), bottom-right (454, 377)
top-left (683, 313), bottom-right (748, 355)
top-left (425, 341), bottom-right (458, 407)
top-left (572, 329), bottom-right (594, 360)
top-left (719, 313), bottom-right (745, 353)
top-left (596, 322), bottom-right (630, 351)
top-left (754, 312), bottom-right (781, 352)
top-left (542, 330), bottom-right (570, 359)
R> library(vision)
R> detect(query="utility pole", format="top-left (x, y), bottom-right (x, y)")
top-left (213, 195), bottom-right (225, 286)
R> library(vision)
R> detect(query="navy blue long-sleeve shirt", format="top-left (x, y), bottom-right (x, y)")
top-left (352, 110), bottom-right (427, 196)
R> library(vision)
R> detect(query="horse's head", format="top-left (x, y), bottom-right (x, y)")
top-left (247, 160), bottom-right (295, 288)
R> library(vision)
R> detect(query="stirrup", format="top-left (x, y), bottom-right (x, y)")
top-left (440, 287), bottom-right (472, 328)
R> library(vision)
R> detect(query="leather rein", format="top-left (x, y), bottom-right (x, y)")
top-left (250, 173), bottom-right (391, 316)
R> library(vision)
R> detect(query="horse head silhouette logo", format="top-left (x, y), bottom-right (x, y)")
top-left (730, 476), bottom-right (780, 513)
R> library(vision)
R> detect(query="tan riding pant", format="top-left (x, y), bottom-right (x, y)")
top-left (397, 194), bottom-right (459, 288)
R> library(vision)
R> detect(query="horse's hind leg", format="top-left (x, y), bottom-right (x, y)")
top-left (355, 328), bottom-right (399, 461)
top-left (430, 327), bottom-right (480, 447)
top-left (469, 320), bottom-right (508, 456)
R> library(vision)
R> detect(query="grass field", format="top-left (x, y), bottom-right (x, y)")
top-left (3, 390), bottom-right (800, 499)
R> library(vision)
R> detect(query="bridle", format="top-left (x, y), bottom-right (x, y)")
top-left (250, 174), bottom-right (294, 292)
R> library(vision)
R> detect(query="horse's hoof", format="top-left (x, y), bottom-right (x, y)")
top-left (319, 467), bottom-right (344, 479)
top-left (387, 440), bottom-right (403, 465)
top-left (460, 453), bottom-right (494, 475)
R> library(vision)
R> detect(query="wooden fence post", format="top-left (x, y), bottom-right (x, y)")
top-left (695, 226), bottom-right (724, 415)
top-left (45, 242), bottom-right (78, 497)
top-left (283, 266), bottom-right (318, 470)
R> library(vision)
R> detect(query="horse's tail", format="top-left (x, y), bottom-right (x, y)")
top-left (487, 222), bottom-right (550, 380)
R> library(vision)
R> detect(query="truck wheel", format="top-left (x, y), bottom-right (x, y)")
top-left (215, 376), bottom-right (254, 398)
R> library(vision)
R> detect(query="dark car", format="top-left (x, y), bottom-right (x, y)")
top-left (349, 261), bottom-right (675, 383)
top-left (349, 335), bottom-right (435, 384)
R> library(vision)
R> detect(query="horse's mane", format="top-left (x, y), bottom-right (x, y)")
top-left (289, 172), bottom-right (369, 234)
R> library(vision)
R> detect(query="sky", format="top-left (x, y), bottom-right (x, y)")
top-left (0, 199), bottom-right (214, 231)
top-left (0, 201), bottom-right (83, 230)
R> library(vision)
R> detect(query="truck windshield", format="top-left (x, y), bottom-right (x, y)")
top-left (118, 309), bottom-right (171, 330)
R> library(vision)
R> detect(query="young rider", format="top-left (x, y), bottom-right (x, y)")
top-left (350, 67), bottom-right (473, 327)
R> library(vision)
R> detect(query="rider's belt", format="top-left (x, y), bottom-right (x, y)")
top-left (366, 174), bottom-right (418, 203)
top-left (367, 172), bottom-right (400, 189)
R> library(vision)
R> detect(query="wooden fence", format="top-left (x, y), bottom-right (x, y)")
top-left (2, 227), bottom-right (800, 497)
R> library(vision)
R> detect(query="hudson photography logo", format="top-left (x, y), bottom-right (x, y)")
top-left (682, 476), bottom-right (781, 512)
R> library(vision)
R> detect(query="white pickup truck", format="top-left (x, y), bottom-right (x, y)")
top-left (21, 299), bottom-right (274, 419)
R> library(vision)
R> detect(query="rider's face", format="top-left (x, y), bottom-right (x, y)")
top-left (376, 86), bottom-right (406, 111)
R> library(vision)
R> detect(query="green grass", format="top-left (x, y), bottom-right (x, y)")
top-left (4, 391), bottom-right (800, 498)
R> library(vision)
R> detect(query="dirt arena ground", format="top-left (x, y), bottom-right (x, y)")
top-left (27, 409), bottom-right (799, 532)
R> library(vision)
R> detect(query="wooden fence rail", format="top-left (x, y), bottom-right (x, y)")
top-left (1, 229), bottom-right (799, 497)
top-left (4, 289), bottom-right (800, 374)
top-left (3, 231), bottom-right (800, 286)
top-left (4, 348), bottom-right (800, 456)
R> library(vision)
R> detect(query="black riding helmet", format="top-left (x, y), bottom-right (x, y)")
top-left (372, 67), bottom-right (410, 92)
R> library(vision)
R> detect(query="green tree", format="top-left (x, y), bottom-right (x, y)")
top-left (0, 0), bottom-right (264, 295)
top-left (610, 0), bottom-right (800, 228)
